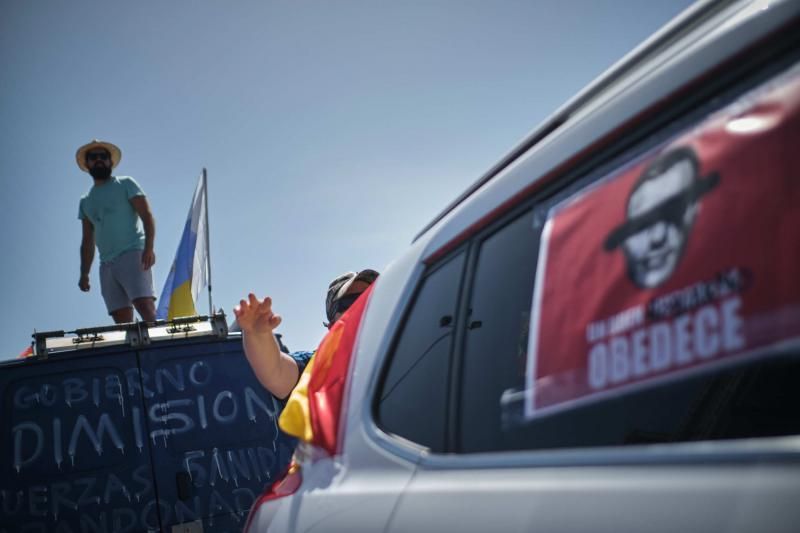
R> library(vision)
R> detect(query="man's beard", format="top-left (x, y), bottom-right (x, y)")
top-left (89, 166), bottom-right (112, 181)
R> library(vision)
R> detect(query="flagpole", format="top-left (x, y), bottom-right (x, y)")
top-left (203, 167), bottom-right (214, 316)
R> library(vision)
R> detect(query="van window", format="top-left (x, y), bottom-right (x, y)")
top-left (376, 252), bottom-right (466, 452)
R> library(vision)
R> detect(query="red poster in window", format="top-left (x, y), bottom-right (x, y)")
top-left (525, 67), bottom-right (800, 420)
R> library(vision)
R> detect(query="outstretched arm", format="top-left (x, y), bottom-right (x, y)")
top-left (79, 218), bottom-right (95, 292)
top-left (234, 294), bottom-right (301, 399)
top-left (130, 195), bottom-right (156, 270)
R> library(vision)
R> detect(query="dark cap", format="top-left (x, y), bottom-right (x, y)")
top-left (325, 269), bottom-right (379, 324)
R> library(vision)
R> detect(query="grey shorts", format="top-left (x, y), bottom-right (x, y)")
top-left (99, 249), bottom-right (155, 313)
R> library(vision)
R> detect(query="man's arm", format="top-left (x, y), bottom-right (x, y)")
top-left (234, 294), bottom-right (301, 399)
top-left (130, 195), bottom-right (156, 270)
top-left (79, 218), bottom-right (95, 292)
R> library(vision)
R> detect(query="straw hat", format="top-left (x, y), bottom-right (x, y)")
top-left (75, 139), bottom-right (122, 172)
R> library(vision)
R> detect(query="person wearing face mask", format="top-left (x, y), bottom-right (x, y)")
top-left (234, 270), bottom-right (379, 401)
top-left (76, 139), bottom-right (157, 323)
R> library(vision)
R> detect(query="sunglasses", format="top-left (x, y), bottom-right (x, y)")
top-left (86, 152), bottom-right (110, 162)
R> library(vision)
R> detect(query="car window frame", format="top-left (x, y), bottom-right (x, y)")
top-left (372, 246), bottom-right (470, 452)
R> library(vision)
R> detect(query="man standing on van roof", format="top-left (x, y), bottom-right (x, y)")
top-left (76, 139), bottom-right (157, 323)
top-left (234, 269), bottom-right (378, 400)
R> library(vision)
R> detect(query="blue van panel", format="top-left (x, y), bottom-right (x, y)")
top-left (139, 338), bottom-right (296, 532)
top-left (0, 335), bottom-right (295, 533)
top-left (0, 350), bottom-right (156, 532)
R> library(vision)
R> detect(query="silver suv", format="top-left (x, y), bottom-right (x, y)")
top-left (247, 0), bottom-right (800, 531)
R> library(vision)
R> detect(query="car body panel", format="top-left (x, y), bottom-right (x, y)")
top-left (388, 463), bottom-right (800, 533)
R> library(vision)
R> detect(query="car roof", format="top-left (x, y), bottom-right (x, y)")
top-left (413, 0), bottom-right (800, 262)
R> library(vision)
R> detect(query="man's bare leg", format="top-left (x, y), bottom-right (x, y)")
top-left (133, 297), bottom-right (157, 322)
top-left (111, 307), bottom-right (134, 324)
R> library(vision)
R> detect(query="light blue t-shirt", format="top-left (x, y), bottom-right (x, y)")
top-left (78, 176), bottom-right (146, 263)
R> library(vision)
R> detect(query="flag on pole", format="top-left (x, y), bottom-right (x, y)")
top-left (156, 171), bottom-right (209, 320)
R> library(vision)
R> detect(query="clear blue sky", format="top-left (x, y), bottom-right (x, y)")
top-left (0, 0), bottom-right (694, 360)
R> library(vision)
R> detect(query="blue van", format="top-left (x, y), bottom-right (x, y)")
top-left (1, 315), bottom-right (292, 533)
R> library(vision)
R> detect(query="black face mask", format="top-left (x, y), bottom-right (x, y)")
top-left (333, 293), bottom-right (361, 315)
top-left (89, 165), bottom-right (112, 181)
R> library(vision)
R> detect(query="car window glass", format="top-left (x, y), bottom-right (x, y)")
top-left (458, 209), bottom-right (539, 452)
top-left (457, 63), bottom-right (800, 454)
top-left (458, 204), bottom-right (800, 454)
top-left (376, 252), bottom-right (465, 452)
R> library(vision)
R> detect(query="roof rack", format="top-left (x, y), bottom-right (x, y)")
top-left (30, 311), bottom-right (229, 359)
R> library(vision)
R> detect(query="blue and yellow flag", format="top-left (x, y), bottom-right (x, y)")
top-left (157, 171), bottom-right (209, 320)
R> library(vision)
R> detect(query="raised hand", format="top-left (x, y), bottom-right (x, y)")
top-left (234, 294), bottom-right (282, 335)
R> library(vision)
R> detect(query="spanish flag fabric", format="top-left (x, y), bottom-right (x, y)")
top-left (18, 345), bottom-right (33, 358)
top-left (156, 171), bottom-right (209, 320)
top-left (279, 284), bottom-right (374, 455)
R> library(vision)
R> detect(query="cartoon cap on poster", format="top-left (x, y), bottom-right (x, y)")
top-left (604, 147), bottom-right (720, 289)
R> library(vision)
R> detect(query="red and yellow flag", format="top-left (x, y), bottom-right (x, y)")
top-left (279, 284), bottom-right (374, 455)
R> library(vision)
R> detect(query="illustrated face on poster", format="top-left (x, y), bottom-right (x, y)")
top-left (604, 148), bottom-right (719, 289)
